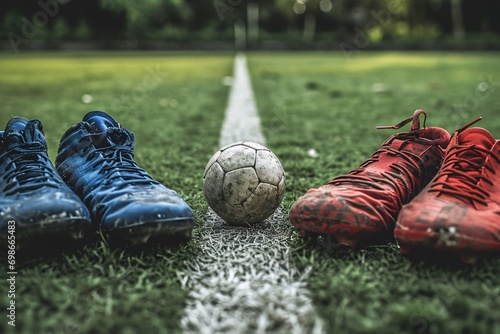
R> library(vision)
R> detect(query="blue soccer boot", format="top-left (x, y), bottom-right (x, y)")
top-left (55, 111), bottom-right (195, 246)
top-left (0, 117), bottom-right (92, 248)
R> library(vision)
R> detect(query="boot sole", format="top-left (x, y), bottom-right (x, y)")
top-left (103, 218), bottom-right (195, 248)
top-left (395, 228), bottom-right (500, 265)
top-left (292, 215), bottom-right (391, 249)
top-left (1, 217), bottom-right (92, 255)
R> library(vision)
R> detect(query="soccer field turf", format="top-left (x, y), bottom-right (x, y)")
top-left (1, 51), bottom-right (499, 333)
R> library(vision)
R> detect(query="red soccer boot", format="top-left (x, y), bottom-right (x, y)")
top-left (289, 110), bottom-right (450, 248)
top-left (395, 119), bottom-right (500, 264)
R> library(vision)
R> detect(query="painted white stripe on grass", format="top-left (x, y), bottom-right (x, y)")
top-left (219, 53), bottom-right (265, 146)
top-left (181, 54), bottom-right (323, 334)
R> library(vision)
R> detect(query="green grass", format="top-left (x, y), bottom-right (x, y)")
top-left (0, 52), bottom-right (234, 333)
top-left (249, 51), bottom-right (500, 333)
top-left (1, 51), bottom-right (500, 333)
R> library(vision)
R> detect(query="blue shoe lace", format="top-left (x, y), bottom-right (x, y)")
top-left (83, 125), bottom-right (159, 189)
top-left (1, 119), bottom-right (62, 195)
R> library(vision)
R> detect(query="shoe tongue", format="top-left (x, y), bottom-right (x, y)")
top-left (83, 111), bottom-right (133, 149)
top-left (6, 116), bottom-right (28, 134)
top-left (84, 111), bottom-right (119, 132)
top-left (419, 127), bottom-right (451, 149)
top-left (458, 127), bottom-right (495, 149)
top-left (3, 117), bottom-right (46, 148)
top-left (5, 117), bottom-right (29, 145)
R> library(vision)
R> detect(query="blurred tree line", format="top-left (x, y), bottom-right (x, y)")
top-left (1, 0), bottom-right (499, 46)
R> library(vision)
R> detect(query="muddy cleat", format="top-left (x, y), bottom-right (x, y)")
top-left (0, 117), bottom-right (92, 248)
top-left (395, 118), bottom-right (500, 263)
top-left (289, 110), bottom-right (451, 247)
top-left (55, 111), bottom-right (195, 247)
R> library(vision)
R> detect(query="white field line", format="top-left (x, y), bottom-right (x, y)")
top-left (219, 53), bottom-right (266, 146)
top-left (180, 54), bottom-right (323, 334)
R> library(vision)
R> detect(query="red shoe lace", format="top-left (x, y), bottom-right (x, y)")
top-left (428, 118), bottom-right (498, 207)
top-left (328, 110), bottom-right (436, 207)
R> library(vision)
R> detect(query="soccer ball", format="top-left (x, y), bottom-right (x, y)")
top-left (203, 141), bottom-right (286, 225)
